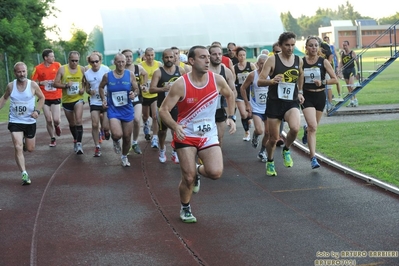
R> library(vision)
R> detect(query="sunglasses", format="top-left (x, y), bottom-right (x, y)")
top-left (70, 60), bottom-right (79, 63)
top-left (90, 60), bottom-right (99, 64)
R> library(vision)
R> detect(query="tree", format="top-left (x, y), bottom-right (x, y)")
top-left (379, 14), bottom-right (399, 25)
top-left (58, 27), bottom-right (94, 65)
top-left (280, 12), bottom-right (301, 36)
top-left (336, 1), bottom-right (363, 22)
top-left (0, 0), bottom-right (56, 88)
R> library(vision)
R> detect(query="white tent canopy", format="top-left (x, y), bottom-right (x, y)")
top-left (100, 1), bottom-right (284, 55)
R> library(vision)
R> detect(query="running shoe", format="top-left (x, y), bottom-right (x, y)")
top-left (257, 151), bottom-right (267, 163)
top-left (121, 155), bottom-right (130, 167)
top-left (151, 137), bottom-right (159, 149)
top-left (276, 138), bottom-right (284, 147)
top-left (251, 134), bottom-right (259, 148)
top-left (302, 125), bottom-right (308, 145)
top-left (49, 138), bottom-right (56, 147)
top-left (55, 125), bottom-right (61, 137)
top-left (193, 175), bottom-right (200, 193)
top-left (171, 151), bottom-right (179, 164)
top-left (159, 149), bottom-right (166, 163)
top-left (100, 130), bottom-right (105, 140)
top-left (282, 149), bottom-right (293, 167)
top-left (243, 131), bottom-right (250, 141)
top-left (76, 143), bottom-right (84, 155)
top-left (311, 156), bottom-right (320, 169)
top-left (143, 122), bottom-right (151, 141)
top-left (347, 100), bottom-right (354, 107)
top-left (94, 146), bottom-right (101, 157)
top-left (180, 206), bottom-right (197, 223)
top-left (353, 99), bottom-right (358, 107)
top-left (104, 130), bottom-right (110, 140)
top-left (266, 161), bottom-right (277, 176)
top-left (131, 143), bottom-right (142, 154)
top-left (113, 140), bottom-right (121, 154)
top-left (22, 172), bottom-right (31, 185)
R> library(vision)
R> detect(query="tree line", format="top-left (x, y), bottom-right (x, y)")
top-left (280, 1), bottom-right (399, 39)
top-left (1, 0), bottom-right (398, 91)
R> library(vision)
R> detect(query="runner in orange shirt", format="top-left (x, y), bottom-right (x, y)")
top-left (31, 49), bottom-right (62, 147)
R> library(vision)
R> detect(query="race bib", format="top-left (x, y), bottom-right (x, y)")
top-left (112, 91), bottom-right (128, 106)
top-left (254, 88), bottom-right (268, 105)
top-left (13, 102), bottom-right (29, 116)
top-left (277, 82), bottom-right (295, 100)
top-left (66, 82), bottom-right (80, 95)
top-left (193, 119), bottom-right (213, 136)
top-left (94, 92), bottom-right (101, 100)
top-left (304, 68), bottom-right (321, 84)
top-left (237, 72), bottom-right (250, 85)
top-left (44, 80), bottom-right (56, 91)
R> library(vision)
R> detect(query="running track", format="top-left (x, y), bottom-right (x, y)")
top-left (1, 105), bottom-right (398, 266)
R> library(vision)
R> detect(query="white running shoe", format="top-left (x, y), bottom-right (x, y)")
top-left (180, 206), bottom-right (197, 223)
top-left (243, 131), bottom-right (251, 141)
top-left (171, 151), bottom-right (179, 164)
top-left (76, 143), bottom-right (84, 154)
top-left (121, 156), bottom-right (130, 167)
top-left (151, 138), bottom-right (159, 149)
top-left (159, 149), bottom-right (166, 163)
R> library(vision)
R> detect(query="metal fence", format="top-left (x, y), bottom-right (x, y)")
top-left (0, 51), bottom-right (86, 95)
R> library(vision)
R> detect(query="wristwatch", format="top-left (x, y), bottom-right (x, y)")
top-left (34, 109), bottom-right (41, 115)
top-left (228, 115), bottom-right (236, 122)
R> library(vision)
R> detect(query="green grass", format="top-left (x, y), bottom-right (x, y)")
top-left (316, 120), bottom-right (399, 186)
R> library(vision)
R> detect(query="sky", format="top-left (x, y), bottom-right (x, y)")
top-left (44, 0), bottom-right (397, 40)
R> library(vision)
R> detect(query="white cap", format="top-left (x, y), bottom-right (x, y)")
top-left (179, 53), bottom-right (187, 63)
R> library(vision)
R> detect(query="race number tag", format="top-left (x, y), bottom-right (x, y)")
top-left (94, 92), bottom-right (101, 100)
top-left (277, 82), bottom-right (295, 100)
top-left (112, 91), bottom-right (128, 106)
top-left (193, 119), bottom-right (212, 136)
top-left (304, 68), bottom-right (321, 84)
top-left (13, 101), bottom-right (29, 116)
top-left (66, 82), bottom-right (80, 95)
top-left (44, 80), bottom-right (55, 91)
top-left (237, 72), bottom-right (250, 84)
top-left (254, 88), bottom-right (268, 105)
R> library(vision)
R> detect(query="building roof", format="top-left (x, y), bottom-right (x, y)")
top-left (330, 20), bottom-right (353, 27)
top-left (355, 19), bottom-right (378, 26)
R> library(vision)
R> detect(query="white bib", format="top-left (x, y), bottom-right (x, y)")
top-left (237, 72), bottom-right (250, 85)
top-left (254, 88), bottom-right (268, 105)
top-left (304, 68), bottom-right (321, 84)
top-left (111, 91), bottom-right (128, 106)
top-left (66, 82), bottom-right (80, 95)
top-left (14, 101), bottom-right (29, 116)
top-left (193, 119), bottom-right (213, 136)
top-left (277, 82), bottom-right (295, 100)
top-left (44, 80), bottom-right (56, 91)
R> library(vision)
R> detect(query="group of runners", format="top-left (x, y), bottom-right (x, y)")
top-left (1, 31), bottom-right (359, 222)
